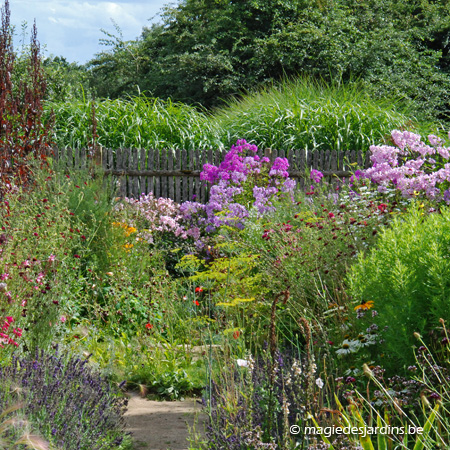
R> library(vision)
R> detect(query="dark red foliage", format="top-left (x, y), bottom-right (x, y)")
top-left (0, 0), bottom-right (53, 198)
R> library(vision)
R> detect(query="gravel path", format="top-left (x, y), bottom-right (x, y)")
top-left (125, 394), bottom-right (206, 450)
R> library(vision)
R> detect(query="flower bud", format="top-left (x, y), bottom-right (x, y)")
top-left (363, 363), bottom-right (373, 378)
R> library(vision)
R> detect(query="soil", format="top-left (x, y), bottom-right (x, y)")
top-left (125, 394), bottom-right (206, 450)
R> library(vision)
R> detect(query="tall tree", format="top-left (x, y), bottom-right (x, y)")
top-left (87, 0), bottom-right (450, 121)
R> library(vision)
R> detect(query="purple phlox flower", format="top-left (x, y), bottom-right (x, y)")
top-left (269, 157), bottom-right (289, 178)
top-left (310, 169), bottom-right (323, 183)
top-left (350, 169), bottom-right (364, 183)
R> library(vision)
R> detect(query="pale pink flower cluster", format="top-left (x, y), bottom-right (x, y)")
top-left (123, 193), bottom-right (188, 243)
top-left (364, 130), bottom-right (450, 201)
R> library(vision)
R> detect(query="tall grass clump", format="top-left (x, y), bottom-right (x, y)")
top-left (213, 77), bottom-right (421, 152)
top-left (46, 95), bottom-right (223, 150)
top-left (46, 78), bottom-right (425, 153)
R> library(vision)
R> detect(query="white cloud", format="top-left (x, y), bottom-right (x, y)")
top-left (9, 1), bottom-right (169, 63)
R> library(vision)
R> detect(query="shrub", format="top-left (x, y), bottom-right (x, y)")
top-left (181, 139), bottom-right (296, 238)
top-left (348, 205), bottom-right (450, 373)
top-left (230, 173), bottom-right (396, 334)
top-left (0, 348), bottom-right (128, 450)
top-left (0, 172), bottom-right (87, 354)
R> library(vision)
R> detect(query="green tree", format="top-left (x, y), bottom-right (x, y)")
top-left (87, 20), bottom-right (147, 98)
top-left (42, 56), bottom-right (91, 102)
top-left (86, 0), bottom-right (450, 121)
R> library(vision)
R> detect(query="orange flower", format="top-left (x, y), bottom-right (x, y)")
top-left (233, 330), bottom-right (240, 339)
top-left (354, 300), bottom-right (374, 311)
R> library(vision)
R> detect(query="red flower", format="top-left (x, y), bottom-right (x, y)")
top-left (74, 254), bottom-right (80, 258)
top-left (195, 287), bottom-right (203, 293)
top-left (328, 212), bottom-right (335, 219)
top-left (145, 323), bottom-right (153, 329)
top-left (193, 300), bottom-right (200, 306)
top-left (233, 330), bottom-right (240, 339)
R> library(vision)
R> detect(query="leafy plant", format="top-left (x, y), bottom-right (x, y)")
top-left (348, 205), bottom-right (450, 373)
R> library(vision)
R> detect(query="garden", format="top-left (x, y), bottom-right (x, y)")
top-left (1, 1), bottom-right (450, 449)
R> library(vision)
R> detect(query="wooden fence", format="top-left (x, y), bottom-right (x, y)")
top-left (54, 147), bottom-right (372, 202)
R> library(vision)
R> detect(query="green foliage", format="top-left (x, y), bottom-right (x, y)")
top-left (42, 56), bottom-right (91, 102)
top-left (236, 184), bottom-right (393, 329)
top-left (0, 168), bottom-right (89, 353)
top-left (75, 330), bottom-right (206, 400)
top-left (47, 79), bottom-right (416, 152)
top-left (214, 77), bottom-right (416, 152)
top-left (313, 394), bottom-right (442, 450)
top-left (64, 168), bottom-right (118, 274)
top-left (47, 95), bottom-right (221, 150)
top-left (87, 20), bottom-right (147, 99)
top-left (85, 0), bottom-right (450, 123)
top-left (348, 205), bottom-right (450, 373)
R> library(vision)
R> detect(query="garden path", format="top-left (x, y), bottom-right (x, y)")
top-left (125, 394), bottom-right (206, 450)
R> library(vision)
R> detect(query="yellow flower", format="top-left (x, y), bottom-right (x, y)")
top-left (354, 300), bottom-right (374, 311)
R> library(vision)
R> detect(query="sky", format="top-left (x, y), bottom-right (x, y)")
top-left (9, 0), bottom-right (172, 64)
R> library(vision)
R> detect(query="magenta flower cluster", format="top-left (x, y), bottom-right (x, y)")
top-left (121, 141), bottom-right (296, 246)
top-left (184, 140), bottom-right (296, 232)
top-left (363, 130), bottom-right (450, 201)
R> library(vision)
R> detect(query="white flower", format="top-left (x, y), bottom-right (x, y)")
top-left (315, 377), bottom-right (324, 389)
top-left (292, 360), bottom-right (302, 377)
top-left (236, 359), bottom-right (249, 367)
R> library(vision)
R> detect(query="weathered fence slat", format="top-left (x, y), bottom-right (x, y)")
top-left (188, 149), bottom-right (194, 202)
top-left (168, 149), bottom-right (174, 200)
top-left (181, 149), bottom-right (188, 202)
top-left (155, 149), bottom-right (161, 198)
top-left (139, 148), bottom-right (146, 197)
top-left (161, 148), bottom-right (168, 199)
top-left (194, 149), bottom-right (200, 202)
top-left (148, 148), bottom-right (154, 195)
top-left (175, 149), bottom-right (181, 203)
